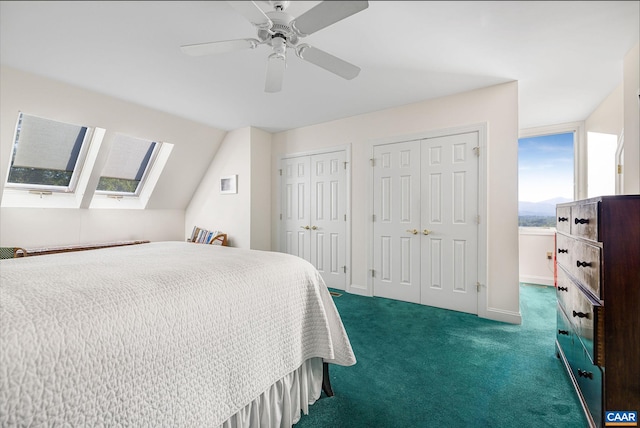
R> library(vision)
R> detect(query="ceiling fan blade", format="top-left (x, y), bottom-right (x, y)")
top-left (265, 54), bottom-right (286, 93)
top-left (227, 1), bottom-right (272, 30)
top-left (291, 1), bottom-right (368, 37)
top-left (180, 39), bottom-right (260, 56)
top-left (296, 44), bottom-right (360, 80)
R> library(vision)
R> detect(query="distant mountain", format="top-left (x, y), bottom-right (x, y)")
top-left (519, 197), bottom-right (572, 216)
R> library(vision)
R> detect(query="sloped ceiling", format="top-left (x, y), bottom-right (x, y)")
top-left (1, 1), bottom-right (638, 133)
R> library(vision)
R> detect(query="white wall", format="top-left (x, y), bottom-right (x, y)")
top-left (0, 208), bottom-right (184, 248)
top-left (0, 67), bottom-right (227, 248)
top-left (623, 42), bottom-right (640, 194)
top-left (249, 127), bottom-right (272, 251)
top-left (519, 229), bottom-right (555, 286)
top-left (271, 82), bottom-right (521, 324)
top-left (185, 127), bottom-right (272, 250)
top-left (186, 128), bottom-right (251, 248)
top-left (582, 42), bottom-right (640, 196)
top-left (585, 84), bottom-right (623, 135)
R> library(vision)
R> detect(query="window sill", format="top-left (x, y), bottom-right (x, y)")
top-left (518, 227), bottom-right (557, 236)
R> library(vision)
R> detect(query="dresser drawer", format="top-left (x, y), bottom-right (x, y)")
top-left (556, 302), bottom-right (574, 354)
top-left (556, 266), bottom-right (572, 314)
top-left (556, 205), bottom-right (571, 234)
top-left (556, 233), bottom-right (602, 299)
top-left (566, 343), bottom-right (603, 427)
top-left (571, 202), bottom-right (598, 241)
top-left (556, 267), bottom-right (604, 366)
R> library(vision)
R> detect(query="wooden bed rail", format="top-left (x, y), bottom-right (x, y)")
top-left (15, 240), bottom-right (150, 257)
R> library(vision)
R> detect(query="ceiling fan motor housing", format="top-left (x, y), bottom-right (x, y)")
top-left (259, 10), bottom-right (299, 48)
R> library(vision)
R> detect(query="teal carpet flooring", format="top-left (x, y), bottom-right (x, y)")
top-left (297, 284), bottom-right (586, 428)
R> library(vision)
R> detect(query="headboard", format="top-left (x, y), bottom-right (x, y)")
top-left (14, 240), bottom-right (150, 257)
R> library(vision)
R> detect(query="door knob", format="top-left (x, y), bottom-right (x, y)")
top-left (311, 226), bottom-right (318, 230)
top-left (423, 229), bottom-right (431, 235)
top-left (406, 229), bottom-right (418, 235)
top-left (300, 225), bottom-right (310, 230)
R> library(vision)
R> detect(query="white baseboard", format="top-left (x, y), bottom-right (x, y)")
top-left (346, 284), bottom-right (523, 325)
top-left (346, 283), bottom-right (372, 297)
top-left (484, 307), bottom-right (523, 324)
top-left (519, 275), bottom-right (554, 287)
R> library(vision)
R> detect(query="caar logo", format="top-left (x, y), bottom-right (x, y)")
top-left (605, 411), bottom-right (638, 426)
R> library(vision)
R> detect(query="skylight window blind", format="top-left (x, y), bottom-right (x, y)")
top-left (12, 114), bottom-right (86, 171)
top-left (100, 134), bottom-right (156, 181)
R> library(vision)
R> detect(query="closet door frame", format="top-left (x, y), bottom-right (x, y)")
top-left (278, 144), bottom-right (352, 289)
top-left (366, 123), bottom-right (488, 318)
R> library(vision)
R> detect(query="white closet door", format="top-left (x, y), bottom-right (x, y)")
top-left (281, 156), bottom-right (311, 261)
top-left (420, 132), bottom-right (478, 314)
top-left (372, 140), bottom-right (422, 304)
top-left (310, 151), bottom-right (346, 289)
top-left (371, 132), bottom-right (479, 315)
top-left (281, 151), bottom-right (348, 290)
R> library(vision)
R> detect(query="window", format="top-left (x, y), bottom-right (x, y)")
top-left (518, 132), bottom-right (574, 228)
top-left (95, 134), bottom-right (158, 196)
top-left (6, 112), bottom-right (92, 192)
top-left (2, 111), bottom-right (172, 210)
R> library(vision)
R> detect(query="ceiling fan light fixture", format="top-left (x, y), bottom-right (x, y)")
top-left (270, 34), bottom-right (287, 55)
top-left (265, 53), bottom-right (286, 93)
top-left (268, 52), bottom-right (286, 62)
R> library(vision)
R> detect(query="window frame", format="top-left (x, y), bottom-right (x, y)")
top-left (4, 112), bottom-right (95, 194)
top-left (518, 121), bottom-right (585, 230)
top-left (93, 137), bottom-right (161, 198)
top-left (89, 140), bottom-right (174, 210)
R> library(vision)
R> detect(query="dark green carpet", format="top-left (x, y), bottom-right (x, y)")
top-left (298, 284), bottom-right (586, 428)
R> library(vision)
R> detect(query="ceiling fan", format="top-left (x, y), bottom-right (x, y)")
top-left (180, 1), bottom-right (369, 93)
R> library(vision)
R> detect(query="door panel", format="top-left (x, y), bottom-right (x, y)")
top-left (310, 151), bottom-right (346, 289)
top-left (282, 157), bottom-right (311, 260)
top-left (373, 140), bottom-right (421, 304)
top-left (421, 132), bottom-right (478, 314)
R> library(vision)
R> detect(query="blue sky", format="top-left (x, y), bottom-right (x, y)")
top-left (518, 132), bottom-right (573, 203)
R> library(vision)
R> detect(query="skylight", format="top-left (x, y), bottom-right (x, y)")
top-left (2, 111), bottom-right (172, 210)
top-left (5, 112), bottom-right (92, 192)
top-left (96, 134), bottom-right (158, 196)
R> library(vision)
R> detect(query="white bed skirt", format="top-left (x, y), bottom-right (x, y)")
top-left (221, 357), bottom-right (324, 428)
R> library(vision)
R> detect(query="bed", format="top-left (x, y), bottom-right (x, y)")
top-left (0, 241), bottom-right (356, 427)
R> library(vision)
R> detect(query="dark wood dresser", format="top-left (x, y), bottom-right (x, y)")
top-left (555, 195), bottom-right (640, 428)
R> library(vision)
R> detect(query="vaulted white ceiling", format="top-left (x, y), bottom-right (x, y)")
top-left (1, 1), bottom-right (638, 133)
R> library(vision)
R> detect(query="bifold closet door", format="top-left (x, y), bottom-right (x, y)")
top-left (372, 140), bottom-right (422, 304)
top-left (420, 133), bottom-right (478, 314)
top-left (281, 151), bottom-right (347, 290)
top-left (309, 151), bottom-right (347, 289)
top-left (372, 132), bottom-right (479, 315)
top-left (282, 156), bottom-right (311, 261)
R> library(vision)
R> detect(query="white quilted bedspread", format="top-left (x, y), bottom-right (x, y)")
top-left (0, 241), bottom-right (356, 427)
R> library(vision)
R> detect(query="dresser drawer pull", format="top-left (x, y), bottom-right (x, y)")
top-left (557, 286), bottom-right (568, 292)
top-left (558, 217), bottom-right (569, 222)
top-left (574, 218), bottom-right (589, 224)
top-left (558, 248), bottom-right (568, 253)
top-left (576, 260), bottom-right (592, 268)
top-left (558, 329), bottom-right (569, 336)
top-left (577, 368), bottom-right (593, 379)
top-left (572, 310), bottom-right (589, 319)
